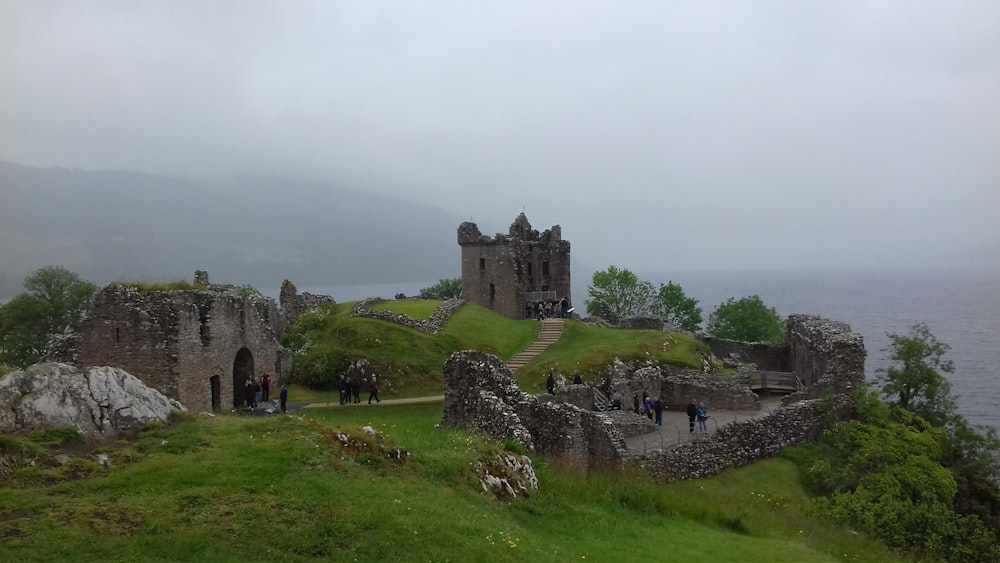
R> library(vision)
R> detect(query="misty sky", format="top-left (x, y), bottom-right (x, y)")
top-left (3, 1), bottom-right (998, 272)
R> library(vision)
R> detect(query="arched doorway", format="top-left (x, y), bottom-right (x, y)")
top-left (232, 348), bottom-right (255, 408)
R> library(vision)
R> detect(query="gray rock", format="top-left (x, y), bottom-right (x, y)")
top-left (0, 362), bottom-right (186, 441)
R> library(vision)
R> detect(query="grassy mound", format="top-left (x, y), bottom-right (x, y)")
top-left (286, 301), bottom-right (714, 397)
top-left (0, 405), bottom-right (903, 562)
top-left (514, 322), bottom-right (711, 392)
top-left (282, 302), bottom-right (539, 395)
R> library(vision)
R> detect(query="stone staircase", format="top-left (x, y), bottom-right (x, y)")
top-left (506, 319), bottom-right (565, 373)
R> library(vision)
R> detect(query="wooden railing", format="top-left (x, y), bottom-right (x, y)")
top-left (726, 371), bottom-right (802, 394)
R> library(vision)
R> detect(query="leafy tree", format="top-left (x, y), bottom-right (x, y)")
top-left (650, 281), bottom-right (703, 332)
top-left (419, 278), bottom-right (462, 299)
top-left (877, 322), bottom-right (955, 425)
top-left (0, 266), bottom-right (96, 367)
top-left (23, 265), bottom-right (96, 334)
top-left (706, 295), bottom-right (784, 342)
top-left (585, 266), bottom-right (654, 321)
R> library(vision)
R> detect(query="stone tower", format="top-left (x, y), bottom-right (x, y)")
top-left (457, 213), bottom-right (571, 319)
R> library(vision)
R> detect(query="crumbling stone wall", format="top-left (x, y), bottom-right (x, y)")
top-left (635, 396), bottom-right (850, 481)
top-left (703, 337), bottom-right (789, 371)
top-left (442, 351), bottom-right (627, 469)
top-left (350, 297), bottom-right (465, 334)
top-left (458, 213), bottom-right (572, 319)
top-left (78, 279), bottom-right (288, 412)
top-left (278, 279), bottom-right (335, 336)
top-left (785, 314), bottom-right (866, 399)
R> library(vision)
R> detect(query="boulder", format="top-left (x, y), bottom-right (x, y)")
top-left (0, 362), bottom-right (185, 440)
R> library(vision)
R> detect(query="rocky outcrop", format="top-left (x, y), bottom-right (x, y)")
top-left (0, 363), bottom-right (185, 440)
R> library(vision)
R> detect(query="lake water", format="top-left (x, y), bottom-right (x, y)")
top-left (269, 267), bottom-right (1000, 432)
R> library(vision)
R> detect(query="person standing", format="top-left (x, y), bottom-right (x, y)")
top-left (368, 375), bottom-right (381, 404)
top-left (338, 375), bottom-right (348, 405)
top-left (546, 372), bottom-right (555, 395)
top-left (279, 384), bottom-right (288, 413)
top-left (245, 378), bottom-right (255, 409)
top-left (696, 402), bottom-right (708, 433)
top-left (252, 378), bottom-right (261, 408)
top-left (653, 397), bottom-right (664, 426)
top-left (262, 373), bottom-right (271, 402)
top-left (687, 399), bottom-right (697, 433)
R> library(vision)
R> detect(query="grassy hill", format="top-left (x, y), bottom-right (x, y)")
top-left (284, 300), bottom-right (711, 397)
top-left (0, 405), bottom-right (903, 562)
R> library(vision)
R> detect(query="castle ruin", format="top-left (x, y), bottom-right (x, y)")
top-left (77, 272), bottom-right (331, 413)
top-left (457, 213), bottom-right (571, 319)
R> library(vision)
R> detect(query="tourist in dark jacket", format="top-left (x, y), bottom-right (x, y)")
top-left (653, 397), bottom-right (664, 426)
top-left (687, 399), bottom-right (697, 433)
top-left (546, 372), bottom-right (555, 395)
top-left (279, 385), bottom-right (288, 413)
top-left (262, 373), bottom-right (271, 402)
top-left (368, 375), bottom-right (381, 404)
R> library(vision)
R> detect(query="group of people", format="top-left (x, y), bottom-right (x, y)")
top-left (243, 373), bottom-right (288, 413)
top-left (526, 297), bottom-right (572, 320)
top-left (687, 399), bottom-right (709, 433)
top-left (336, 375), bottom-right (380, 405)
top-left (243, 373), bottom-right (271, 409)
top-left (633, 390), bottom-right (666, 426)
top-left (626, 392), bottom-right (710, 432)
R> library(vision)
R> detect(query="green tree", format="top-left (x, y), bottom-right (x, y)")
top-left (0, 266), bottom-right (96, 367)
top-left (706, 295), bottom-right (784, 342)
top-left (877, 322), bottom-right (955, 425)
top-left (650, 281), bottom-right (703, 332)
top-left (585, 266), bottom-right (654, 321)
top-left (419, 278), bottom-right (462, 299)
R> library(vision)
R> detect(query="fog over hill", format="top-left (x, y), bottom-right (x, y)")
top-left (0, 160), bottom-right (461, 298)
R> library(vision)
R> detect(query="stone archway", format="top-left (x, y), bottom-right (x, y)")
top-left (232, 348), bottom-right (255, 408)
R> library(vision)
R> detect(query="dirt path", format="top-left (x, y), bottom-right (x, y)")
top-left (299, 395), bottom-right (444, 410)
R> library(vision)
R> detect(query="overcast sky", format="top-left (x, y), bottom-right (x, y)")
top-left (3, 1), bottom-right (998, 272)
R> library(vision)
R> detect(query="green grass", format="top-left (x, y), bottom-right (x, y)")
top-left (515, 321), bottom-right (710, 392)
top-left (0, 405), bottom-right (905, 562)
top-left (369, 299), bottom-right (443, 320)
top-left (285, 302), bottom-right (538, 396)
top-left (115, 280), bottom-right (205, 292)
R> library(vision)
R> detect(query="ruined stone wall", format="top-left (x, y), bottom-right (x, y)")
top-left (79, 283), bottom-right (285, 412)
top-left (635, 397), bottom-right (850, 481)
top-left (702, 337), bottom-right (789, 371)
top-left (458, 213), bottom-right (571, 319)
top-left (350, 297), bottom-right (465, 334)
top-left (657, 371), bottom-right (761, 411)
top-left (172, 292), bottom-right (282, 411)
top-left (278, 279), bottom-right (335, 336)
top-left (459, 237), bottom-right (522, 319)
top-left (786, 314), bottom-right (866, 396)
top-left (78, 285), bottom-right (179, 398)
top-left (442, 351), bottom-right (627, 469)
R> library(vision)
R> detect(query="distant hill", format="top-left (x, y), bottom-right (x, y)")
top-left (0, 160), bottom-right (461, 298)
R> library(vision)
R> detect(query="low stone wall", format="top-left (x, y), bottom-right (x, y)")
top-left (351, 298), bottom-right (465, 335)
top-left (634, 396), bottom-right (850, 481)
top-left (442, 351), bottom-right (628, 468)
